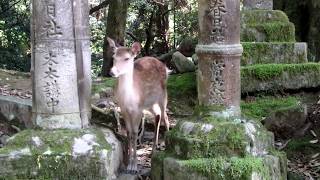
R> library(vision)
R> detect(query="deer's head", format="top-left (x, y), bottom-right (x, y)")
top-left (107, 37), bottom-right (141, 77)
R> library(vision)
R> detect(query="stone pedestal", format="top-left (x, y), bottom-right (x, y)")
top-left (31, 0), bottom-right (91, 129)
top-left (196, 0), bottom-right (243, 117)
top-left (0, 128), bottom-right (122, 179)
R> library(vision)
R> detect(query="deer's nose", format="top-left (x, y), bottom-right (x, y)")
top-left (109, 71), bottom-right (115, 77)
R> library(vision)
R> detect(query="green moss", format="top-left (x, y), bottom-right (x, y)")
top-left (92, 77), bottom-right (115, 94)
top-left (165, 120), bottom-right (249, 159)
top-left (241, 63), bottom-right (320, 80)
top-left (182, 157), bottom-right (269, 180)
top-left (0, 129), bottom-right (112, 179)
top-left (241, 42), bottom-right (307, 65)
top-left (241, 10), bottom-right (289, 24)
top-left (167, 72), bottom-right (197, 98)
top-left (0, 128), bottom-right (111, 155)
top-left (241, 22), bottom-right (296, 42)
top-left (241, 96), bottom-right (299, 120)
top-left (0, 155), bottom-right (104, 179)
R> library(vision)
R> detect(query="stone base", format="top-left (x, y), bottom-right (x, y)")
top-left (0, 128), bottom-right (122, 179)
top-left (241, 42), bottom-right (308, 65)
top-left (157, 155), bottom-right (286, 180)
top-left (151, 114), bottom-right (287, 180)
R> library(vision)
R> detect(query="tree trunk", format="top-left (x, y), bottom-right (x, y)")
top-left (101, 0), bottom-right (129, 77)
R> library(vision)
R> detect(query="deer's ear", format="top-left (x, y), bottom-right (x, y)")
top-left (131, 42), bottom-right (141, 56)
top-left (107, 37), bottom-right (117, 51)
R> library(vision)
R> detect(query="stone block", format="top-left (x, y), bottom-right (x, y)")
top-left (241, 22), bottom-right (296, 42)
top-left (172, 52), bottom-right (196, 73)
top-left (241, 63), bottom-right (320, 93)
top-left (165, 118), bottom-right (273, 159)
top-left (0, 95), bottom-right (32, 130)
top-left (161, 156), bottom-right (285, 180)
top-left (243, 0), bottom-right (273, 10)
top-left (0, 128), bottom-right (122, 179)
top-left (241, 10), bottom-right (289, 25)
top-left (241, 42), bottom-right (308, 65)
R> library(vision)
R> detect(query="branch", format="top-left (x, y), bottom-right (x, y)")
top-left (0, 0), bottom-right (23, 17)
top-left (126, 31), bottom-right (139, 41)
top-left (89, 0), bottom-right (111, 15)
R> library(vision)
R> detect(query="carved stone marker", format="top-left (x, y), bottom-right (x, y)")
top-left (31, 0), bottom-right (91, 129)
top-left (243, 0), bottom-right (273, 10)
top-left (196, 0), bottom-right (243, 116)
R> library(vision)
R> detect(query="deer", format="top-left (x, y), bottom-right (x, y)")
top-left (107, 37), bottom-right (170, 173)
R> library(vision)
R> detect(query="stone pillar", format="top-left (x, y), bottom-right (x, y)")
top-left (31, 0), bottom-right (91, 129)
top-left (196, 0), bottom-right (243, 116)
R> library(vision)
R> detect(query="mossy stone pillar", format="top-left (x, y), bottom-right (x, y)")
top-left (31, 0), bottom-right (91, 129)
top-left (196, 0), bottom-right (243, 117)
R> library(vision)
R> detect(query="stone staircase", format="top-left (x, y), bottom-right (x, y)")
top-left (240, 1), bottom-right (320, 94)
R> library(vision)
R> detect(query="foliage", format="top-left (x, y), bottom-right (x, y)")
top-left (0, 0), bottom-right (31, 72)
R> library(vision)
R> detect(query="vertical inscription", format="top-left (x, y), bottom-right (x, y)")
top-left (209, 60), bottom-right (225, 104)
top-left (208, 0), bottom-right (227, 43)
top-left (42, 49), bottom-right (60, 113)
top-left (43, 3), bottom-right (62, 38)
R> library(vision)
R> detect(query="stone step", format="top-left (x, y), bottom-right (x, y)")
top-left (241, 63), bottom-right (320, 93)
top-left (152, 153), bottom-right (287, 180)
top-left (241, 10), bottom-right (289, 25)
top-left (241, 22), bottom-right (296, 42)
top-left (241, 42), bottom-right (308, 65)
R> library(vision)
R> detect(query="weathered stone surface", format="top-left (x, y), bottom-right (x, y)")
top-left (241, 63), bottom-right (320, 93)
top-left (191, 54), bottom-right (198, 65)
top-left (165, 119), bottom-right (273, 159)
top-left (172, 52), bottom-right (196, 73)
top-left (241, 22), bottom-right (295, 42)
top-left (243, 0), bottom-right (273, 10)
top-left (0, 95), bottom-right (32, 129)
top-left (241, 42), bottom-right (308, 65)
top-left (263, 104), bottom-right (308, 139)
top-left (177, 37), bottom-right (197, 57)
top-left (161, 156), bottom-right (285, 180)
top-left (31, 0), bottom-right (91, 129)
top-left (0, 127), bottom-right (122, 179)
top-left (241, 10), bottom-right (289, 25)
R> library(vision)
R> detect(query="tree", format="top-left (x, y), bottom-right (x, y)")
top-left (101, 0), bottom-right (129, 77)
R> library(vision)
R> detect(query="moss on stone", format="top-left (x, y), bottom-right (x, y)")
top-left (182, 156), bottom-right (269, 180)
top-left (0, 128), bottom-right (113, 179)
top-left (241, 42), bottom-right (307, 65)
top-left (241, 96), bottom-right (299, 120)
top-left (241, 63), bottom-right (320, 80)
top-left (165, 120), bottom-right (249, 159)
top-left (92, 77), bottom-right (115, 94)
top-left (167, 72), bottom-right (197, 98)
top-left (241, 22), bottom-right (296, 42)
top-left (0, 128), bottom-right (111, 155)
top-left (241, 10), bottom-right (289, 24)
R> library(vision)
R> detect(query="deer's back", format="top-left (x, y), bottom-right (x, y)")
top-left (133, 57), bottom-right (168, 107)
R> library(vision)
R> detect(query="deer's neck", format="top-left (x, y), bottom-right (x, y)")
top-left (117, 68), bottom-right (137, 103)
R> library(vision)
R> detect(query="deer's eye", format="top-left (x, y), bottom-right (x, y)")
top-left (124, 58), bottom-right (130, 61)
